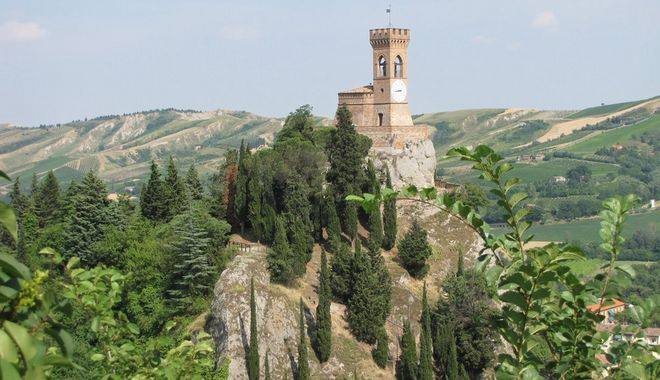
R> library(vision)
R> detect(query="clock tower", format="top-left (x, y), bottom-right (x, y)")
top-left (370, 28), bottom-right (414, 129)
top-left (337, 27), bottom-right (435, 188)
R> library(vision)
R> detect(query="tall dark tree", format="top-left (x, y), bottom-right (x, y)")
top-left (264, 352), bottom-right (271, 380)
top-left (234, 140), bottom-right (251, 232)
top-left (248, 176), bottom-right (264, 241)
top-left (366, 205), bottom-right (383, 255)
top-left (284, 174), bottom-right (313, 275)
top-left (9, 177), bottom-right (28, 215)
top-left (296, 299), bottom-right (310, 380)
top-left (35, 170), bottom-right (60, 227)
top-left (63, 171), bottom-right (111, 265)
top-left (209, 149), bottom-right (238, 223)
top-left (247, 278), bottom-right (260, 380)
top-left (315, 249), bottom-right (332, 362)
top-left (397, 320), bottom-right (418, 380)
top-left (382, 167), bottom-right (397, 250)
top-left (347, 239), bottom-right (391, 344)
top-left (163, 155), bottom-right (188, 219)
top-left (418, 283), bottom-right (433, 380)
top-left (140, 161), bottom-right (167, 221)
top-left (372, 326), bottom-right (389, 368)
top-left (434, 269), bottom-right (496, 377)
top-left (30, 172), bottom-right (38, 200)
top-left (326, 106), bottom-right (369, 238)
top-left (446, 328), bottom-right (460, 380)
top-left (397, 219), bottom-right (433, 278)
top-left (185, 162), bottom-right (204, 201)
top-left (323, 188), bottom-right (342, 252)
top-left (9, 177), bottom-right (30, 258)
top-left (330, 239), bottom-right (353, 303)
top-left (267, 216), bottom-right (295, 285)
top-left (167, 208), bottom-right (213, 312)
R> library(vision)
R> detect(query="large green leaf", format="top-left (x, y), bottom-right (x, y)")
top-left (0, 203), bottom-right (17, 242)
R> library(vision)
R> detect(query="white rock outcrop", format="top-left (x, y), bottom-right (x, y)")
top-left (371, 139), bottom-right (436, 190)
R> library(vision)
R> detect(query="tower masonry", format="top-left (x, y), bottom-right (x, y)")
top-left (338, 28), bottom-right (436, 188)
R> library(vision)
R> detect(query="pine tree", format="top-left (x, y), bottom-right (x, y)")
top-left (140, 161), bottom-right (167, 221)
top-left (382, 167), bottom-right (397, 250)
top-left (247, 278), bottom-right (260, 380)
top-left (35, 170), bottom-right (60, 227)
top-left (163, 155), bottom-right (188, 220)
top-left (264, 352), bottom-right (271, 380)
top-left (63, 171), bottom-right (111, 265)
top-left (397, 320), bottom-right (418, 380)
top-left (347, 239), bottom-right (391, 344)
top-left (296, 299), bottom-right (310, 380)
top-left (330, 239), bottom-right (352, 303)
top-left (418, 283), bottom-right (433, 380)
top-left (167, 208), bottom-right (213, 312)
top-left (372, 326), bottom-right (389, 368)
top-left (9, 177), bottom-right (28, 215)
top-left (30, 172), bottom-right (38, 201)
top-left (185, 162), bottom-right (204, 201)
top-left (397, 219), bottom-right (433, 278)
top-left (315, 249), bottom-right (332, 362)
top-left (267, 216), bottom-right (295, 284)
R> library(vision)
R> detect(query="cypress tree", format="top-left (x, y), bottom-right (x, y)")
top-left (315, 249), bottom-right (332, 362)
top-left (347, 239), bottom-right (391, 344)
top-left (163, 155), bottom-right (188, 219)
top-left (366, 204), bottom-right (383, 255)
top-left (247, 277), bottom-right (260, 380)
top-left (372, 326), bottom-right (389, 368)
top-left (324, 189), bottom-right (342, 252)
top-left (185, 162), bottom-right (204, 201)
top-left (30, 172), bottom-right (38, 201)
top-left (264, 352), bottom-right (271, 380)
top-left (248, 177), bottom-right (264, 241)
top-left (297, 299), bottom-right (310, 380)
top-left (35, 170), bottom-right (60, 227)
top-left (343, 200), bottom-right (358, 241)
top-left (267, 216), bottom-right (295, 284)
top-left (418, 283), bottom-right (433, 380)
top-left (456, 247), bottom-right (464, 276)
top-left (397, 219), bottom-right (433, 278)
top-left (167, 208), bottom-right (213, 312)
top-left (382, 167), bottom-right (397, 250)
top-left (446, 329), bottom-right (459, 380)
top-left (63, 171), bottom-right (111, 265)
top-left (140, 161), bottom-right (167, 221)
top-left (434, 324), bottom-right (461, 379)
top-left (234, 140), bottom-right (250, 232)
top-left (397, 320), bottom-right (418, 380)
top-left (330, 239), bottom-right (352, 303)
top-left (284, 174), bottom-right (313, 275)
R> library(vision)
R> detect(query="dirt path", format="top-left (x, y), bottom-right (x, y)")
top-left (536, 98), bottom-right (660, 143)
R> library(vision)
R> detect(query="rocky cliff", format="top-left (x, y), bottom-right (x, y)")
top-left (206, 202), bottom-right (482, 379)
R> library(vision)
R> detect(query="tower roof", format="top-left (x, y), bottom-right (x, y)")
top-left (369, 28), bottom-right (410, 47)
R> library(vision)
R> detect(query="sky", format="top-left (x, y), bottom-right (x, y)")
top-left (1, 0), bottom-right (659, 127)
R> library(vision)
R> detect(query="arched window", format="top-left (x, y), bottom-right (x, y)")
top-left (394, 56), bottom-right (403, 77)
top-left (378, 56), bottom-right (387, 77)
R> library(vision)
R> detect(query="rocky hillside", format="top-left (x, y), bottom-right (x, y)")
top-left (206, 201), bottom-right (482, 379)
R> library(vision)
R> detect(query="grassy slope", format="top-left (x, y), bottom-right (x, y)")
top-left (501, 210), bottom-right (659, 243)
top-left (566, 96), bottom-right (658, 119)
top-left (565, 115), bottom-right (660, 155)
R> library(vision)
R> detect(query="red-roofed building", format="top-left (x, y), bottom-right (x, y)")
top-left (588, 299), bottom-right (626, 322)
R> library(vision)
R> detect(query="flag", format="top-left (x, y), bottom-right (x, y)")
top-left (386, 8), bottom-right (391, 13)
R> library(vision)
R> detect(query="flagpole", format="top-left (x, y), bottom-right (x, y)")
top-left (387, 3), bottom-right (392, 27)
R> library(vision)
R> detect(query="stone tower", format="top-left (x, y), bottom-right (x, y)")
top-left (338, 28), bottom-right (436, 189)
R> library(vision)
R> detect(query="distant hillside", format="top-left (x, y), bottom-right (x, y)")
top-left (0, 109), bottom-right (292, 192)
top-left (1, 95), bottom-right (658, 194)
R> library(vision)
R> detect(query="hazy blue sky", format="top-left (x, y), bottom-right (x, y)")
top-left (1, 0), bottom-right (659, 126)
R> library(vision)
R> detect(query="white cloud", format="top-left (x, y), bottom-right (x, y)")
top-left (0, 21), bottom-right (46, 42)
top-left (532, 11), bottom-right (558, 30)
top-left (472, 35), bottom-right (495, 44)
top-left (219, 24), bottom-right (260, 41)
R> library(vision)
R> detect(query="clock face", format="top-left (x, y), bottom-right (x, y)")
top-left (391, 80), bottom-right (407, 103)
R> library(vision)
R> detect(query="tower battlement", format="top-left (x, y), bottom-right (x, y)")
top-left (369, 28), bottom-right (410, 47)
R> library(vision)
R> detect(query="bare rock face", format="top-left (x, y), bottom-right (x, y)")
top-left (371, 139), bottom-right (436, 190)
